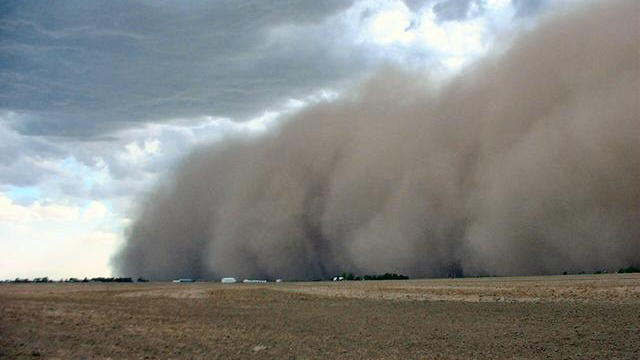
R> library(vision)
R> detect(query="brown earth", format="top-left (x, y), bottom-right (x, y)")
top-left (1, 274), bottom-right (639, 359)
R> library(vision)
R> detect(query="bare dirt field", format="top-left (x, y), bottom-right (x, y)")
top-left (1, 274), bottom-right (639, 359)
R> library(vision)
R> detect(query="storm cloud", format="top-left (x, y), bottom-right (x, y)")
top-left (114, 0), bottom-right (639, 280)
top-left (1, 0), bottom-right (555, 140)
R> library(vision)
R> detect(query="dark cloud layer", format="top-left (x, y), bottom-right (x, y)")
top-left (1, 0), bottom-right (555, 140)
top-left (113, 0), bottom-right (640, 280)
top-left (0, 0), bottom-right (360, 138)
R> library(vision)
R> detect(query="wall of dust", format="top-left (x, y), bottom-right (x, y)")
top-left (113, 0), bottom-right (639, 280)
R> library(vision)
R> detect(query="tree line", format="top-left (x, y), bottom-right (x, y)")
top-left (2, 277), bottom-right (149, 283)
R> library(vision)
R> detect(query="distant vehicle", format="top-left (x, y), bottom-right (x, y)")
top-left (221, 277), bottom-right (237, 284)
top-left (275, 279), bottom-right (283, 283)
top-left (172, 278), bottom-right (194, 283)
top-left (242, 279), bottom-right (267, 283)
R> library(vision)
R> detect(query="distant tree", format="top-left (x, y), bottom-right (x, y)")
top-left (618, 266), bottom-right (640, 273)
top-left (346, 273), bottom-right (355, 281)
top-left (362, 273), bottom-right (409, 281)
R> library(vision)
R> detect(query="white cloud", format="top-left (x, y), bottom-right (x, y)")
top-left (0, 195), bottom-right (33, 223)
top-left (0, 194), bottom-right (79, 223)
top-left (0, 194), bottom-right (111, 224)
top-left (32, 202), bottom-right (80, 222)
top-left (368, 4), bottom-right (416, 44)
top-left (82, 201), bottom-right (108, 221)
top-left (122, 139), bottom-right (161, 164)
top-left (344, 0), bottom-right (527, 73)
top-left (418, 12), bottom-right (485, 56)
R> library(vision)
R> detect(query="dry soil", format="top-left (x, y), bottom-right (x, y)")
top-left (1, 274), bottom-right (639, 359)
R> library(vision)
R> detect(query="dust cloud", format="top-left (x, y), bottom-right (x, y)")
top-left (113, 0), bottom-right (639, 280)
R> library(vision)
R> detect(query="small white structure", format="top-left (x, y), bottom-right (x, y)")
top-left (172, 278), bottom-right (194, 283)
top-left (221, 277), bottom-right (237, 284)
top-left (275, 279), bottom-right (283, 283)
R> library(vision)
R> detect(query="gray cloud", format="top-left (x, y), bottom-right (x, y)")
top-left (0, 114), bottom-right (62, 165)
top-left (0, 0), bottom-right (455, 195)
top-left (0, 115), bottom-right (66, 187)
top-left (113, 0), bottom-right (640, 280)
top-left (0, 0), bottom-right (363, 138)
top-left (432, 0), bottom-right (478, 21)
top-left (1, 0), bottom-right (559, 140)
top-left (1, 0), bottom-right (365, 193)
top-left (512, 0), bottom-right (547, 17)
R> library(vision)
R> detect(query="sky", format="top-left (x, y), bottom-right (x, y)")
top-left (0, 0), bottom-right (584, 279)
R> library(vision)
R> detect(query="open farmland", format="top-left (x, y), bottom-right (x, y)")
top-left (1, 274), bottom-right (639, 359)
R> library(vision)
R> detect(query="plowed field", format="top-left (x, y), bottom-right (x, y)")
top-left (1, 274), bottom-right (639, 359)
